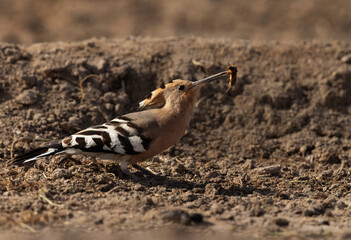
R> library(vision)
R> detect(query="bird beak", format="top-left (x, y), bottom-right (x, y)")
top-left (188, 70), bottom-right (230, 93)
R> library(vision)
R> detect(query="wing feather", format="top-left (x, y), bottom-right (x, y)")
top-left (61, 115), bottom-right (158, 155)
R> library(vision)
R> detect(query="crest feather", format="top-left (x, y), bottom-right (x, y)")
top-left (137, 87), bottom-right (166, 110)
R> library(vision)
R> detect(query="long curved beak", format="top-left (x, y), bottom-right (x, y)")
top-left (188, 70), bottom-right (229, 92)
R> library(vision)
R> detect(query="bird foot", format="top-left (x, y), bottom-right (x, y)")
top-left (120, 167), bottom-right (140, 182)
top-left (132, 164), bottom-right (164, 180)
top-left (119, 160), bottom-right (163, 181)
top-left (119, 160), bottom-right (140, 181)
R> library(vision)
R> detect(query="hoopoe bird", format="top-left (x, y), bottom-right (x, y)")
top-left (12, 66), bottom-right (237, 180)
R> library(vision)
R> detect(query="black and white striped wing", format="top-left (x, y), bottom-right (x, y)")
top-left (61, 116), bottom-right (155, 155)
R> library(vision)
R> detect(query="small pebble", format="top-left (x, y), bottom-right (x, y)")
top-left (162, 209), bottom-right (203, 225)
top-left (52, 168), bottom-right (72, 179)
top-left (94, 218), bottom-right (104, 225)
top-left (189, 213), bottom-right (203, 223)
top-left (341, 54), bottom-right (351, 64)
top-left (145, 198), bottom-right (155, 206)
top-left (172, 163), bottom-right (186, 174)
top-left (15, 89), bottom-right (38, 105)
top-left (274, 218), bottom-right (289, 227)
top-left (68, 116), bottom-right (81, 127)
top-left (84, 58), bottom-right (106, 73)
top-left (253, 165), bottom-right (281, 176)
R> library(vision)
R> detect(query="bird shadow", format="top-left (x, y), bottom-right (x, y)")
top-left (138, 175), bottom-right (205, 190)
top-left (135, 173), bottom-right (273, 197)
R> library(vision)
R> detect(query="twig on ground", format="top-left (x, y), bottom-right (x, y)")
top-left (79, 74), bottom-right (98, 101)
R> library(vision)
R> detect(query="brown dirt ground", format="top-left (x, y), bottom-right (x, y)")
top-left (1, 37), bottom-right (351, 239)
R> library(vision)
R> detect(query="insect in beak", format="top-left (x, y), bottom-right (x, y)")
top-left (226, 64), bottom-right (238, 92)
top-left (188, 65), bottom-right (237, 93)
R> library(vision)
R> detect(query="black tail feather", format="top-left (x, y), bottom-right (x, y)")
top-left (12, 141), bottom-right (64, 165)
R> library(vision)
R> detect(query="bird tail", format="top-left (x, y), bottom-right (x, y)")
top-left (12, 141), bottom-right (65, 165)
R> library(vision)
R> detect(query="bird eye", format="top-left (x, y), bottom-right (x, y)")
top-left (178, 85), bottom-right (185, 91)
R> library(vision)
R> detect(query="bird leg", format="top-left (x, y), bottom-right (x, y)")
top-left (120, 160), bottom-right (139, 181)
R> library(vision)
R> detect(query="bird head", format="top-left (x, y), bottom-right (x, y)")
top-left (137, 68), bottom-right (233, 110)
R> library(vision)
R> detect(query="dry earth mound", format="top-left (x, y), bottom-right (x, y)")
top-left (0, 38), bottom-right (351, 238)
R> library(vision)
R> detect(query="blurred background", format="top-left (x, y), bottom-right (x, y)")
top-left (0, 0), bottom-right (350, 44)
